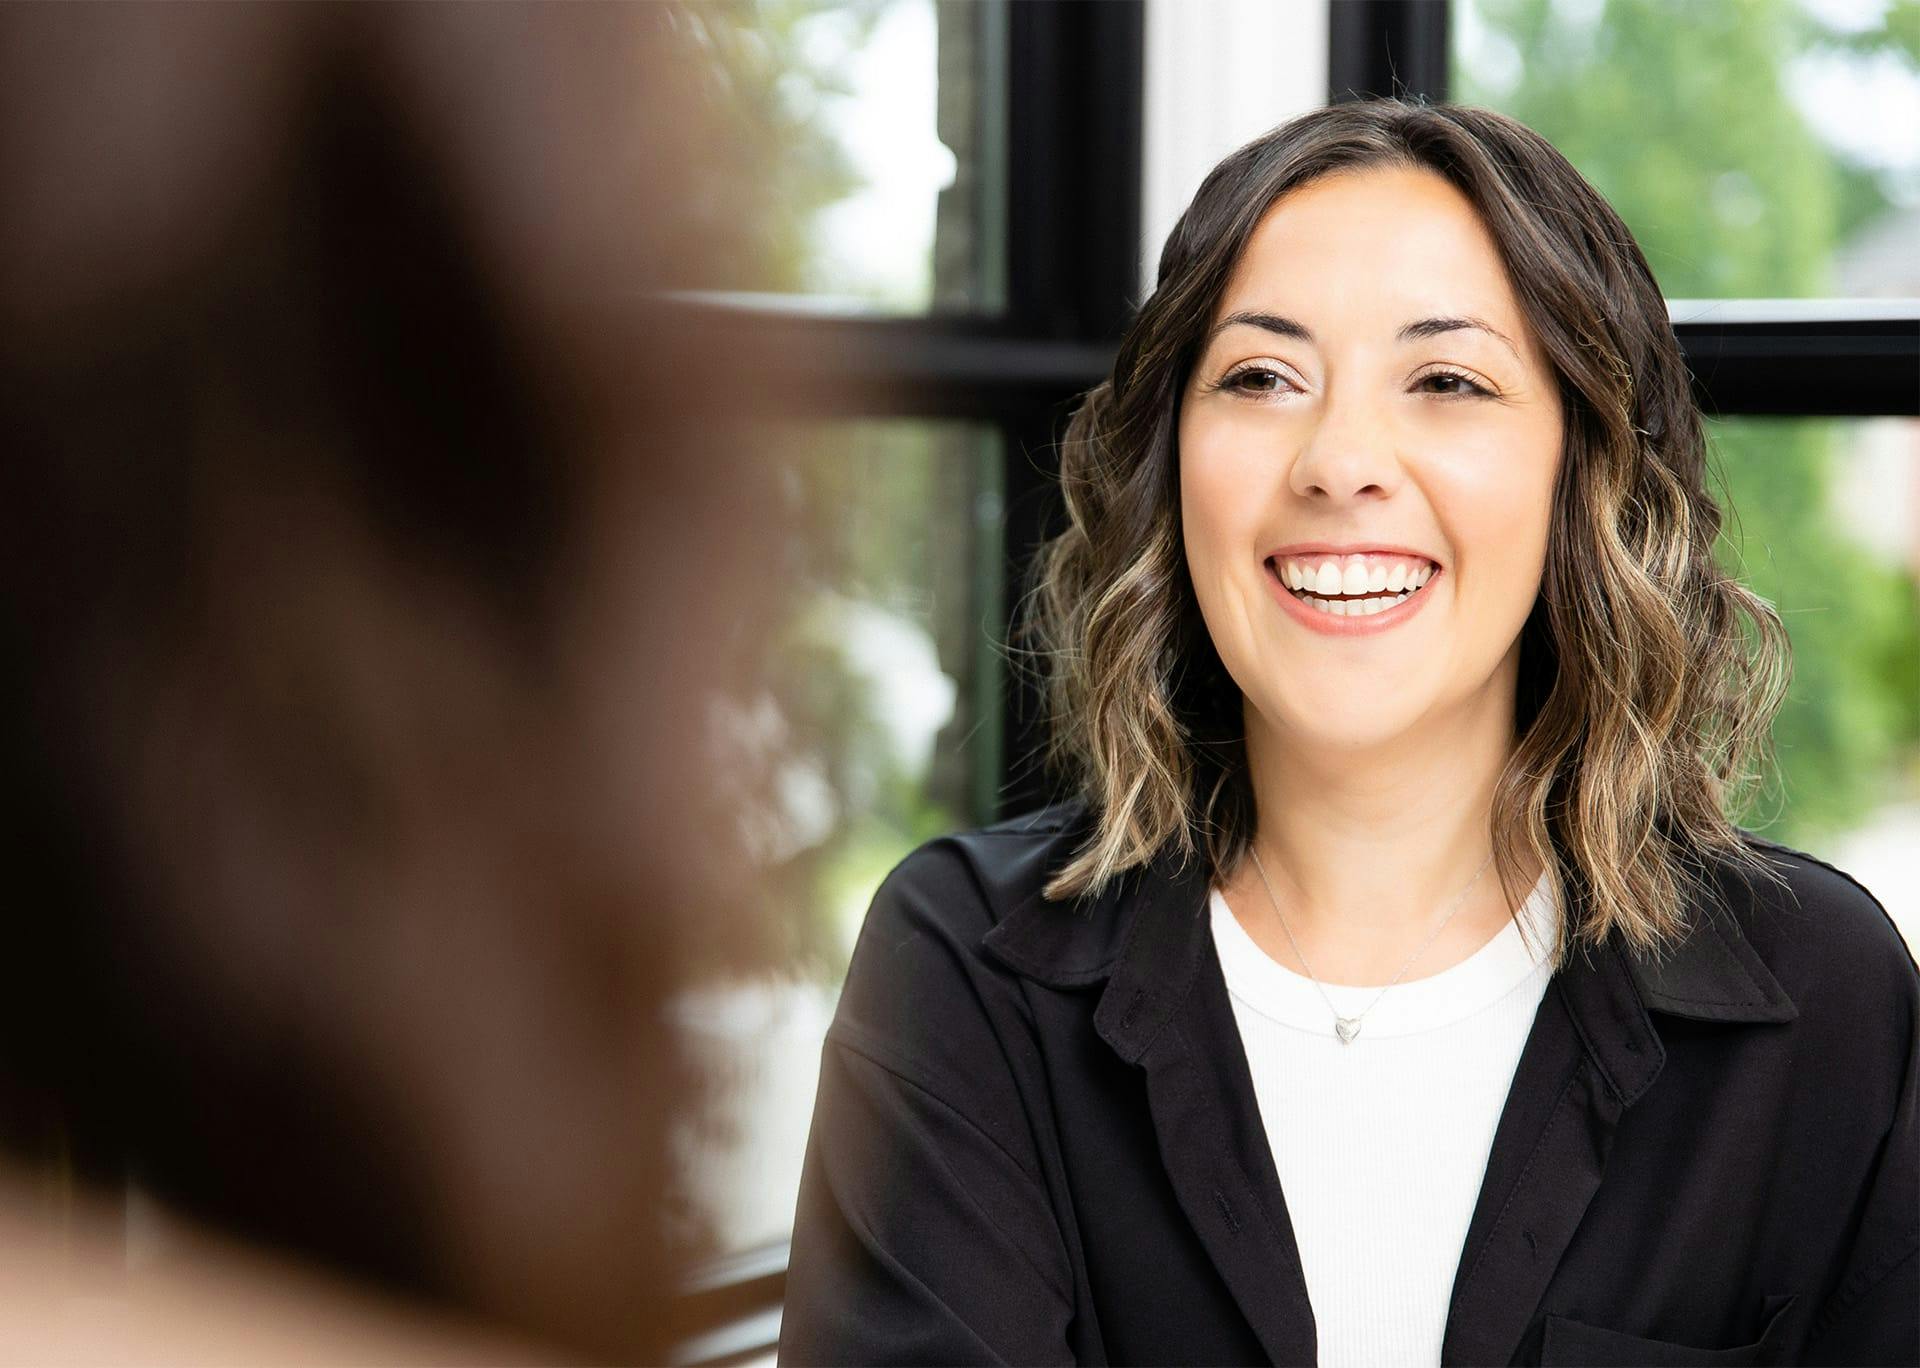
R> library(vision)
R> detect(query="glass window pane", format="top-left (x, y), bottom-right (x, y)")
top-left (669, 420), bottom-right (1004, 1258)
top-left (1141, 0), bottom-right (1329, 297)
top-left (1708, 415), bottom-right (1919, 956)
top-left (1452, 0), bottom-right (1920, 298)
top-left (672, 0), bottom-right (1006, 314)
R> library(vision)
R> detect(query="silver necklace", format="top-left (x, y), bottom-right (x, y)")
top-left (1247, 846), bottom-right (1495, 1045)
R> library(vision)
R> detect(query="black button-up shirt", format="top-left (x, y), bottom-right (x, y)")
top-left (778, 799), bottom-right (1919, 1366)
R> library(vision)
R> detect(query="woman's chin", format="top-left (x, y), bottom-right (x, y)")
top-left (1265, 702), bottom-right (1425, 754)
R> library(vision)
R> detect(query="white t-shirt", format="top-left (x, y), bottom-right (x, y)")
top-left (1208, 866), bottom-right (1560, 1368)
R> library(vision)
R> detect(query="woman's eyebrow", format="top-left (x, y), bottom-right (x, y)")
top-left (1206, 310), bottom-right (1523, 363)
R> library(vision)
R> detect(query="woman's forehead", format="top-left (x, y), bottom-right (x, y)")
top-left (1212, 165), bottom-right (1528, 341)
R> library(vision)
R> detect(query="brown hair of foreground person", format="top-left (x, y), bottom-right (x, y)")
top-left (1023, 98), bottom-right (1793, 961)
top-left (0, 5), bottom-right (793, 1359)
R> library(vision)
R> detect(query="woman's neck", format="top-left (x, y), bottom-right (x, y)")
top-left (1219, 693), bottom-right (1537, 986)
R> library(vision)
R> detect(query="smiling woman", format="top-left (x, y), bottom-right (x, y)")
top-left (1034, 113), bottom-right (1784, 964)
top-left (1177, 161), bottom-right (1569, 983)
top-left (779, 99), bottom-right (1919, 1367)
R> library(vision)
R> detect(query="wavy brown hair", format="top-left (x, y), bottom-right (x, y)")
top-left (1020, 98), bottom-right (1793, 969)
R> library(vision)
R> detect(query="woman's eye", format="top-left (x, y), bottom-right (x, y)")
top-left (1223, 366), bottom-right (1290, 396)
top-left (1417, 369), bottom-right (1492, 398)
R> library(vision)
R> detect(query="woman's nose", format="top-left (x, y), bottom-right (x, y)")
top-left (1286, 383), bottom-right (1403, 500)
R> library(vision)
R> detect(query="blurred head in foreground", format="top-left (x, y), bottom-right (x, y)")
top-left (0, 4), bottom-right (789, 1357)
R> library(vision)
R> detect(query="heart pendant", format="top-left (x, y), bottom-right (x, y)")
top-left (1334, 1016), bottom-right (1361, 1044)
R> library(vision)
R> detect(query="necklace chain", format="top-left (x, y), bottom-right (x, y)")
top-left (1246, 845), bottom-right (1494, 1045)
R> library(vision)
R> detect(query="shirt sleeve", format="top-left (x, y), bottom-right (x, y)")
top-left (776, 847), bottom-right (1076, 1367)
top-left (1802, 934), bottom-right (1920, 1367)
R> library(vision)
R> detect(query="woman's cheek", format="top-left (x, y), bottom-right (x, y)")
top-left (1188, 411), bottom-right (1289, 508)
top-left (1178, 450), bottom-right (1252, 644)
top-left (1438, 436), bottom-right (1556, 624)
top-left (1178, 427), bottom-right (1239, 546)
top-left (1429, 434), bottom-right (1540, 536)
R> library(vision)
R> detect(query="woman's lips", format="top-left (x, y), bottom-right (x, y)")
top-left (1264, 558), bottom-right (1441, 637)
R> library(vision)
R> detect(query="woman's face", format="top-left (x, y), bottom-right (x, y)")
top-left (1178, 163), bottom-right (1563, 757)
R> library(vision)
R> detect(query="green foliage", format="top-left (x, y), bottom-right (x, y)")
top-left (669, 0), bottom-right (886, 291)
top-left (667, 5), bottom-right (987, 975)
top-left (752, 421), bottom-right (988, 974)
top-left (1457, 0), bottom-right (1920, 844)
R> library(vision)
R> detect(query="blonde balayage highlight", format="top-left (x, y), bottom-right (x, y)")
top-left (1017, 99), bottom-right (1793, 970)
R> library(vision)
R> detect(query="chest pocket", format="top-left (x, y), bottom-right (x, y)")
top-left (1539, 1292), bottom-right (1798, 1366)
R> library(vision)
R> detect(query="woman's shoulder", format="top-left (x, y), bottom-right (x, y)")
top-left (864, 795), bottom-right (1098, 941)
top-left (1713, 830), bottom-right (1918, 1052)
top-left (1723, 830), bottom-right (1915, 980)
top-left (824, 797), bottom-right (1099, 1102)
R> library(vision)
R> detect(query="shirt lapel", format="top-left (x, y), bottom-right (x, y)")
top-left (1089, 842), bottom-right (1320, 1365)
top-left (1437, 936), bottom-right (1654, 1365)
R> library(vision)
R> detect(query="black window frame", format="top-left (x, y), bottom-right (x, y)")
top-left (665, 3), bottom-right (1919, 1359)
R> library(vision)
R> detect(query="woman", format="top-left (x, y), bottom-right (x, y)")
top-left (778, 100), bottom-right (1918, 1366)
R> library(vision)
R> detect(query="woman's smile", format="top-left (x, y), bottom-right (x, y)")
top-left (1264, 557), bottom-right (1444, 636)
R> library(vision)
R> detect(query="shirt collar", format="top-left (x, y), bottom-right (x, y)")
top-left (980, 801), bottom-right (1797, 1097)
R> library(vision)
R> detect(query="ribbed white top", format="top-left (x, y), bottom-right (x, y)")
top-left (1208, 867), bottom-right (1560, 1368)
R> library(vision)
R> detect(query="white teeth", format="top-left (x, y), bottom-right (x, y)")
top-left (1280, 553), bottom-right (1436, 593)
top-left (1274, 553), bottom-right (1438, 621)
top-left (1296, 588), bottom-right (1417, 616)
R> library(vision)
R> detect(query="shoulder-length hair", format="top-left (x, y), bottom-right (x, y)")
top-left (1021, 98), bottom-right (1792, 968)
